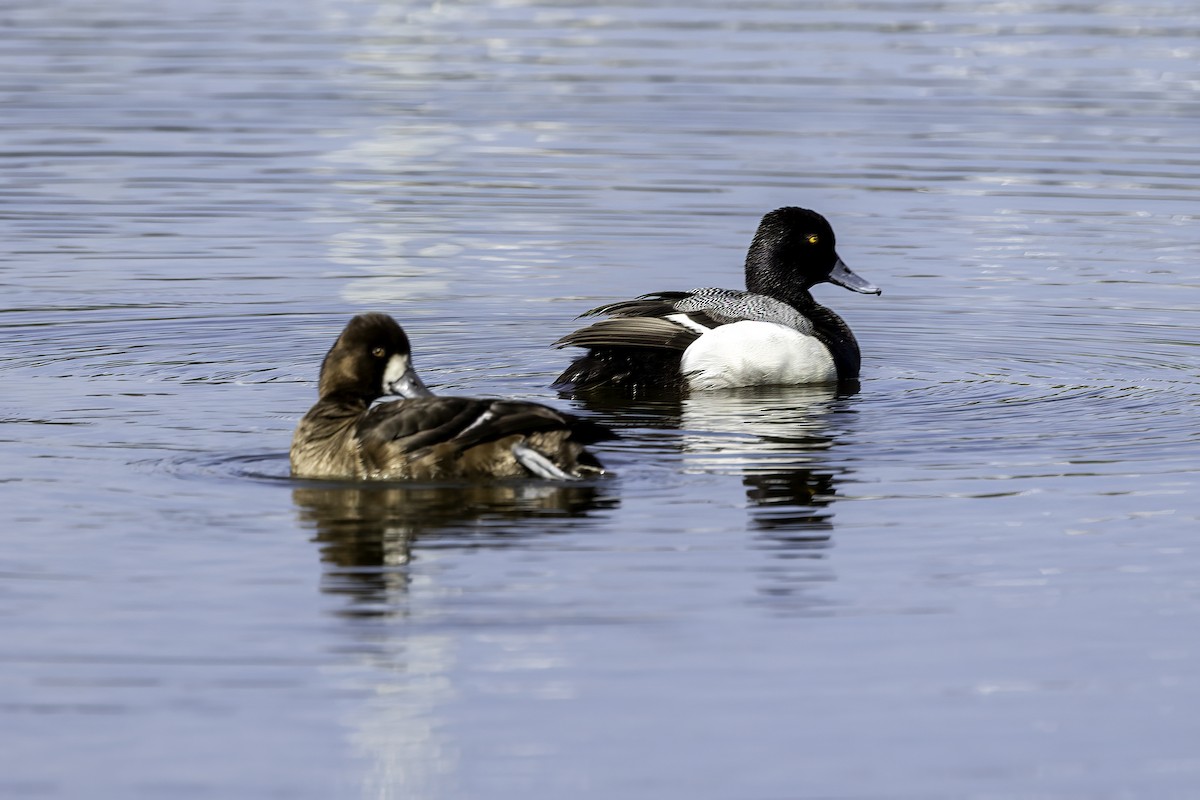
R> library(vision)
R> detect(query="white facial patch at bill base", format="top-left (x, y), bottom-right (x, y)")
top-left (382, 352), bottom-right (434, 398)
top-left (381, 354), bottom-right (410, 394)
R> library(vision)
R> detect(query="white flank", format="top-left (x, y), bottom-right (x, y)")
top-left (680, 321), bottom-right (837, 389)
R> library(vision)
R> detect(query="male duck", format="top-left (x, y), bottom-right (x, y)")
top-left (553, 207), bottom-right (880, 393)
top-left (291, 313), bottom-right (613, 480)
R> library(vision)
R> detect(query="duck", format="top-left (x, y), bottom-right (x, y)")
top-left (290, 313), bottom-right (614, 480)
top-left (552, 207), bottom-right (881, 393)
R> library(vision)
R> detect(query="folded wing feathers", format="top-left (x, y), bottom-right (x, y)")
top-left (361, 397), bottom-right (613, 456)
top-left (359, 398), bottom-right (483, 452)
top-left (582, 288), bottom-right (806, 330)
top-left (582, 292), bottom-right (692, 319)
top-left (566, 288), bottom-right (809, 350)
top-left (554, 317), bottom-right (702, 351)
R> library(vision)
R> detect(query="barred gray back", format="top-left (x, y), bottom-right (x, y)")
top-left (675, 288), bottom-right (814, 334)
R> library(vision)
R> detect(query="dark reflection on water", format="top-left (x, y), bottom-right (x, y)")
top-left (674, 386), bottom-right (851, 609)
top-left (292, 383), bottom-right (853, 619)
top-left (293, 480), bottom-right (617, 617)
top-left (743, 469), bottom-right (835, 535)
top-left (578, 383), bottom-right (850, 543)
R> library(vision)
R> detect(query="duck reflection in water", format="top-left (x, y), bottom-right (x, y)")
top-left (573, 384), bottom-right (852, 609)
top-left (678, 385), bottom-right (842, 541)
top-left (293, 481), bottom-right (616, 617)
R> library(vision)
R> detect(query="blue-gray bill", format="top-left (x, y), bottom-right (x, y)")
top-left (828, 259), bottom-right (881, 295)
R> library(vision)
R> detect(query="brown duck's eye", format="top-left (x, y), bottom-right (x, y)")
top-left (806, 234), bottom-right (820, 245)
top-left (370, 346), bottom-right (386, 358)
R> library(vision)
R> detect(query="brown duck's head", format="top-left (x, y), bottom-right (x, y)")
top-left (316, 313), bottom-right (434, 402)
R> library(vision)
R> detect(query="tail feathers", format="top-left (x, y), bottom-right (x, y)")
top-left (517, 431), bottom-right (611, 479)
top-left (512, 443), bottom-right (580, 480)
top-left (565, 415), bottom-right (620, 444)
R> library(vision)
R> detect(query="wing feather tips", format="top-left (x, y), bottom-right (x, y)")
top-left (554, 317), bottom-right (699, 351)
top-left (579, 291), bottom-right (691, 319)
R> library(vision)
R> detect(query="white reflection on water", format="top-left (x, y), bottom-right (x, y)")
top-left (675, 385), bottom-right (840, 470)
top-left (336, 633), bottom-right (459, 800)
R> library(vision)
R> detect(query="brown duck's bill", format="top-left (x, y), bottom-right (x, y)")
top-left (828, 258), bottom-right (881, 295)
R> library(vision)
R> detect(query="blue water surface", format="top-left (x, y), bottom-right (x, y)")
top-left (2, 1), bottom-right (1198, 797)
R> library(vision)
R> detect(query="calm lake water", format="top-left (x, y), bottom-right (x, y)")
top-left (2, 0), bottom-right (1198, 797)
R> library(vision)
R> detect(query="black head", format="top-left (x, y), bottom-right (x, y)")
top-left (745, 207), bottom-right (879, 299)
top-left (316, 313), bottom-right (431, 402)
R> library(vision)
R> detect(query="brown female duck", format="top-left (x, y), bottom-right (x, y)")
top-left (290, 313), bottom-right (613, 480)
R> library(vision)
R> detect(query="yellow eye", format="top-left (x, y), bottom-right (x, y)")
top-left (806, 234), bottom-right (820, 245)
top-left (370, 346), bottom-right (386, 358)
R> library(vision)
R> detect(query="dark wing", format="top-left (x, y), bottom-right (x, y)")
top-left (580, 292), bottom-right (694, 319)
top-left (559, 289), bottom-right (766, 353)
top-left (358, 397), bottom-right (484, 451)
top-left (554, 317), bottom-right (702, 351)
top-left (555, 289), bottom-right (781, 393)
top-left (359, 397), bottom-right (613, 454)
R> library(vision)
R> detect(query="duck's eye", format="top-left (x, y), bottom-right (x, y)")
top-left (370, 346), bottom-right (386, 358)
top-left (806, 234), bottom-right (820, 245)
